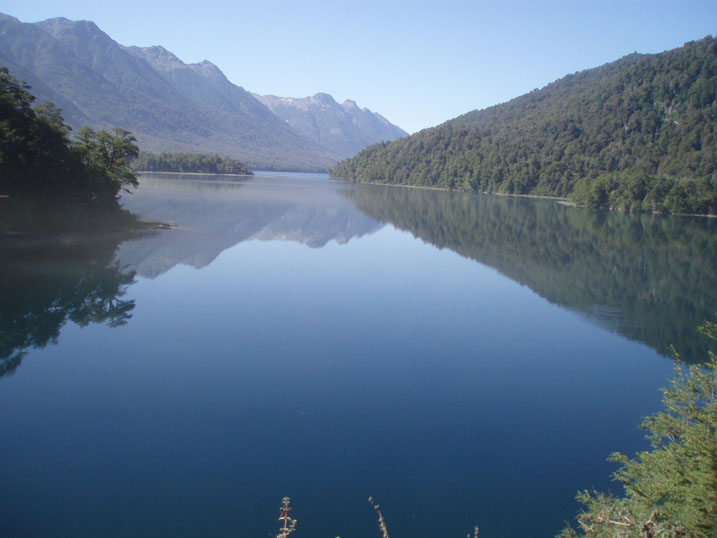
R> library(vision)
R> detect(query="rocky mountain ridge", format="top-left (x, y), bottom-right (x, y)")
top-left (254, 91), bottom-right (407, 158)
top-left (0, 13), bottom-right (406, 170)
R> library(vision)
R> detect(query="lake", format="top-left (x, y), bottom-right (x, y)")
top-left (1, 172), bottom-right (715, 538)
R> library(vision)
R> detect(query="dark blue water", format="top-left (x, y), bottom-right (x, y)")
top-left (1, 173), bottom-right (713, 538)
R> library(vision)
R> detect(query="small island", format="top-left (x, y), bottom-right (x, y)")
top-left (133, 151), bottom-right (252, 175)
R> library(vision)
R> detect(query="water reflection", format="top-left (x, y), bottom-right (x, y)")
top-left (0, 235), bottom-right (137, 377)
top-left (121, 174), bottom-right (716, 360)
top-left (3, 174), bottom-right (714, 379)
top-left (118, 173), bottom-right (382, 278)
top-left (342, 186), bottom-right (717, 361)
top-left (1, 174), bottom-right (713, 538)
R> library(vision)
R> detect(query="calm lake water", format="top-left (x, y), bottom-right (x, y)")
top-left (1, 173), bottom-right (715, 538)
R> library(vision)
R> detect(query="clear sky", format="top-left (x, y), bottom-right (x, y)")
top-left (3, 0), bottom-right (716, 134)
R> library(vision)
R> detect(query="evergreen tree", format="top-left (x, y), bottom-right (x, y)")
top-left (560, 322), bottom-right (717, 538)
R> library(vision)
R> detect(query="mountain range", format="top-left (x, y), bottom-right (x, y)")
top-left (253, 92), bottom-right (407, 158)
top-left (0, 13), bottom-right (406, 171)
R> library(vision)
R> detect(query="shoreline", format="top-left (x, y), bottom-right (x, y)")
top-left (135, 170), bottom-right (254, 177)
top-left (332, 178), bottom-right (715, 217)
top-left (0, 219), bottom-right (175, 245)
top-left (331, 177), bottom-right (570, 200)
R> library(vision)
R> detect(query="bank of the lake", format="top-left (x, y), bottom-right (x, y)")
top-left (334, 176), bottom-right (717, 218)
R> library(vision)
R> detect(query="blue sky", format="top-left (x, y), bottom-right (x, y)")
top-left (3, 0), bottom-right (716, 133)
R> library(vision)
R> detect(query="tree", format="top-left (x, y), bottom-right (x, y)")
top-left (1, 67), bottom-right (139, 230)
top-left (74, 126), bottom-right (139, 192)
top-left (560, 322), bottom-right (717, 538)
top-left (0, 67), bottom-right (38, 178)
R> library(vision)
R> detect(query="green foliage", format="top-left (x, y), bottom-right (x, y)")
top-left (133, 151), bottom-right (252, 175)
top-left (560, 322), bottom-right (717, 538)
top-left (571, 172), bottom-right (717, 214)
top-left (73, 125), bottom-right (140, 197)
top-left (331, 37), bottom-right (717, 215)
top-left (0, 67), bottom-right (139, 230)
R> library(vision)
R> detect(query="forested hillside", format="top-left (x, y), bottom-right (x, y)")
top-left (332, 37), bottom-right (717, 214)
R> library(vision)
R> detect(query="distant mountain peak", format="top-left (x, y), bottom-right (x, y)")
top-left (140, 45), bottom-right (177, 58)
top-left (190, 59), bottom-right (224, 78)
top-left (125, 46), bottom-right (225, 82)
top-left (254, 92), bottom-right (408, 158)
top-left (125, 45), bottom-right (186, 70)
top-left (39, 17), bottom-right (105, 39)
top-left (0, 13), bottom-right (20, 23)
top-left (312, 92), bottom-right (337, 106)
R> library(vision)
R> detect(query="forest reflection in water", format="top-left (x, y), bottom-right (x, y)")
top-left (122, 174), bottom-right (715, 364)
top-left (342, 185), bottom-right (717, 362)
top-left (2, 173), bottom-right (714, 378)
top-left (0, 233), bottom-right (137, 377)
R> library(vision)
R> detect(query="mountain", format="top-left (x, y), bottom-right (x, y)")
top-left (253, 92), bottom-right (407, 158)
top-left (0, 13), bottom-right (345, 171)
top-left (331, 37), bottom-right (717, 214)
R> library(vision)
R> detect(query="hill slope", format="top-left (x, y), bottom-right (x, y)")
top-left (331, 37), bottom-right (717, 213)
top-left (254, 92), bottom-right (407, 158)
top-left (0, 13), bottom-right (342, 171)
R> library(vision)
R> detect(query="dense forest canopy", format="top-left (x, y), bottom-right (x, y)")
top-left (132, 152), bottom-right (252, 175)
top-left (0, 67), bottom-right (138, 231)
top-left (331, 37), bottom-right (717, 215)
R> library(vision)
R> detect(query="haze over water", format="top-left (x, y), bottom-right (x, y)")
top-left (1, 173), bottom-right (714, 538)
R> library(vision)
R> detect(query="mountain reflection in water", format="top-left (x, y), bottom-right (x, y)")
top-left (117, 173), bottom-right (383, 278)
top-left (2, 174), bottom-right (714, 378)
top-left (122, 173), bottom-right (716, 361)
